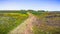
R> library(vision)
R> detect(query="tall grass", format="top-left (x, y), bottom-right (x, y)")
top-left (0, 13), bottom-right (28, 34)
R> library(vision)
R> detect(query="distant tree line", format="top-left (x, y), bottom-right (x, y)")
top-left (0, 10), bottom-right (45, 13)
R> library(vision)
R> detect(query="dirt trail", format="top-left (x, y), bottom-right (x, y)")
top-left (8, 13), bottom-right (37, 34)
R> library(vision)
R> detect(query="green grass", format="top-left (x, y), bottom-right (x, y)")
top-left (32, 25), bottom-right (60, 34)
top-left (0, 13), bottom-right (28, 34)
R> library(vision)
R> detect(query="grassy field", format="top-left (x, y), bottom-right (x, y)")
top-left (0, 10), bottom-right (60, 34)
top-left (0, 12), bottom-right (28, 34)
top-left (32, 12), bottom-right (60, 34)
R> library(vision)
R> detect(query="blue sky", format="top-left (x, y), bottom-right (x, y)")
top-left (0, 0), bottom-right (60, 11)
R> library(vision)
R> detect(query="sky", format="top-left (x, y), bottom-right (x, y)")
top-left (0, 0), bottom-right (60, 11)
